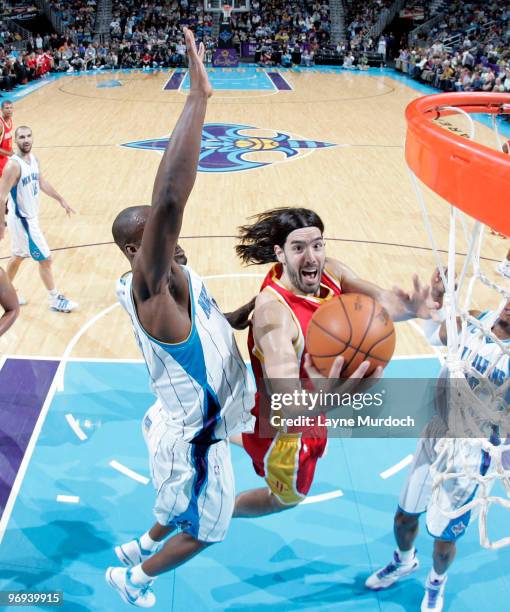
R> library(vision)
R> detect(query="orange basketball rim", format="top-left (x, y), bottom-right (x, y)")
top-left (405, 92), bottom-right (510, 237)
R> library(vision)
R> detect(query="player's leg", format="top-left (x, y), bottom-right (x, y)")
top-left (234, 432), bottom-right (326, 517)
top-left (365, 437), bottom-right (436, 590)
top-left (6, 255), bottom-right (24, 282)
top-left (234, 486), bottom-right (294, 517)
top-left (25, 218), bottom-right (78, 311)
top-left (420, 438), bottom-right (486, 612)
top-left (107, 421), bottom-right (235, 607)
top-left (6, 211), bottom-right (27, 282)
top-left (114, 522), bottom-right (177, 567)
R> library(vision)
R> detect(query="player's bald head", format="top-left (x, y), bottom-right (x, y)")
top-left (112, 205), bottom-right (150, 257)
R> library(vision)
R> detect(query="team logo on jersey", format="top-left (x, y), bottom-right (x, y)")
top-left (122, 123), bottom-right (336, 173)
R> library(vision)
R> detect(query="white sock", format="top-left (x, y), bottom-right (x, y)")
top-left (397, 547), bottom-right (415, 564)
top-left (429, 568), bottom-right (446, 583)
top-left (130, 563), bottom-right (154, 586)
top-left (139, 532), bottom-right (160, 551)
top-left (49, 289), bottom-right (58, 298)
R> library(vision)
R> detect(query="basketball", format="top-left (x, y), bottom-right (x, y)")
top-left (306, 294), bottom-right (396, 377)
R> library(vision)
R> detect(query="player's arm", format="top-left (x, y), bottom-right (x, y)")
top-left (0, 267), bottom-right (19, 336)
top-left (39, 172), bottom-right (75, 215)
top-left (0, 123), bottom-right (8, 157)
top-left (254, 292), bottom-right (375, 417)
top-left (224, 297), bottom-right (256, 330)
top-left (327, 257), bottom-right (438, 321)
top-left (422, 268), bottom-right (482, 345)
top-left (0, 160), bottom-right (20, 240)
top-left (133, 27), bottom-right (212, 297)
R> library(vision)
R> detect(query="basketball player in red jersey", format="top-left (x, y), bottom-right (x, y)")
top-left (0, 100), bottom-right (14, 177)
top-left (233, 207), bottom-right (438, 516)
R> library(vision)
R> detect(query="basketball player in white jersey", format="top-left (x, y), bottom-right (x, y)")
top-left (105, 28), bottom-right (255, 608)
top-left (0, 126), bottom-right (78, 312)
top-left (366, 269), bottom-right (510, 612)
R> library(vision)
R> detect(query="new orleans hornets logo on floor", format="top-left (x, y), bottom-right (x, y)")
top-left (122, 123), bottom-right (336, 172)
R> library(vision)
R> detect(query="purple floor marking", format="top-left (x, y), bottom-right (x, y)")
top-left (0, 358), bottom-right (59, 516)
top-left (164, 71), bottom-right (186, 90)
top-left (267, 72), bottom-right (292, 90)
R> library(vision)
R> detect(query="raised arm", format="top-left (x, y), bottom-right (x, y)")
top-left (327, 257), bottom-right (438, 321)
top-left (134, 28), bottom-right (212, 295)
top-left (0, 267), bottom-right (19, 336)
top-left (0, 160), bottom-right (20, 240)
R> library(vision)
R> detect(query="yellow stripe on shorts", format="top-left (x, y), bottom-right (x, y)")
top-left (264, 433), bottom-right (304, 506)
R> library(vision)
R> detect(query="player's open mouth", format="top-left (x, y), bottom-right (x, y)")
top-left (301, 269), bottom-right (318, 282)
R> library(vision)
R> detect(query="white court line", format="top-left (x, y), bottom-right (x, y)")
top-left (379, 454), bottom-right (413, 479)
top-left (56, 495), bottom-right (80, 503)
top-left (65, 413), bottom-right (88, 441)
top-left (55, 302), bottom-right (120, 392)
top-left (301, 490), bottom-right (343, 504)
top-left (0, 355), bottom-right (6, 372)
top-left (110, 460), bottom-right (150, 485)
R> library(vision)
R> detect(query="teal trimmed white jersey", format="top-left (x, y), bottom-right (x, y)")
top-left (461, 310), bottom-right (510, 388)
top-left (117, 266), bottom-right (255, 443)
top-left (399, 309), bottom-right (509, 541)
top-left (8, 154), bottom-right (40, 218)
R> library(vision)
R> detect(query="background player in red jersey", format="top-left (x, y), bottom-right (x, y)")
top-left (0, 100), bottom-right (14, 177)
top-left (233, 207), bottom-right (438, 516)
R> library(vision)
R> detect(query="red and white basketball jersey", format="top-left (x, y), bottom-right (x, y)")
top-left (0, 116), bottom-right (13, 175)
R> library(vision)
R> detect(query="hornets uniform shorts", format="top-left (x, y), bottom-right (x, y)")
top-left (242, 430), bottom-right (327, 505)
top-left (7, 212), bottom-right (50, 261)
top-left (398, 436), bottom-right (495, 541)
top-left (142, 401), bottom-right (235, 543)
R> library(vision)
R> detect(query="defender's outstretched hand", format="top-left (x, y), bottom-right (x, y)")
top-left (183, 27), bottom-right (212, 98)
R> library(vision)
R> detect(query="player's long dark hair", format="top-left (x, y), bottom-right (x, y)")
top-left (236, 207), bottom-right (324, 265)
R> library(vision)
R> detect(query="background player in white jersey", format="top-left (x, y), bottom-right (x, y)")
top-left (365, 269), bottom-right (510, 612)
top-left (0, 126), bottom-right (77, 312)
top-left (106, 28), bottom-right (255, 608)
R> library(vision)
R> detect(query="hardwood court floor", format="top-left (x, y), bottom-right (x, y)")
top-left (0, 67), bottom-right (507, 360)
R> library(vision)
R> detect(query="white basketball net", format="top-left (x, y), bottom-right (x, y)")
top-left (407, 107), bottom-right (510, 549)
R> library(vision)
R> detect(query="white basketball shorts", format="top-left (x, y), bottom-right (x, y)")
top-left (398, 436), bottom-right (493, 541)
top-left (7, 212), bottom-right (50, 261)
top-left (142, 401), bottom-right (235, 543)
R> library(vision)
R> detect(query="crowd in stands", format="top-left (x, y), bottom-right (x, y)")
top-left (231, 0), bottom-right (331, 66)
top-left (343, 0), bottom-right (393, 60)
top-left (1, 0), bottom-right (510, 93)
top-left (395, 1), bottom-right (510, 92)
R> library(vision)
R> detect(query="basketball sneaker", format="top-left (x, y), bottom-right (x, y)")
top-left (49, 294), bottom-right (78, 313)
top-left (105, 567), bottom-right (156, 608)
top-left (421, 575), bottom-right (447, 611)
top-left (115, 538), bottom-right (160, 567)
top-left (365, 549), bottom-right (419, 590)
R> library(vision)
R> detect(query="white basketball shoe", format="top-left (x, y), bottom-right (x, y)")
top-left (421, 575), bottom-right (447, 611)
top-left (365, 549), bottom-right (420, 590)
top-left (115, 538), bottom-right (160, 567)
top-left (105, 567), bottom-right (156, 608)
top-left (49, 294), bottom-right (78, 313)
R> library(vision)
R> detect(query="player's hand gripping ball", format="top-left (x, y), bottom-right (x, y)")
top-left (306, 294), bottom-right (396, 377)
